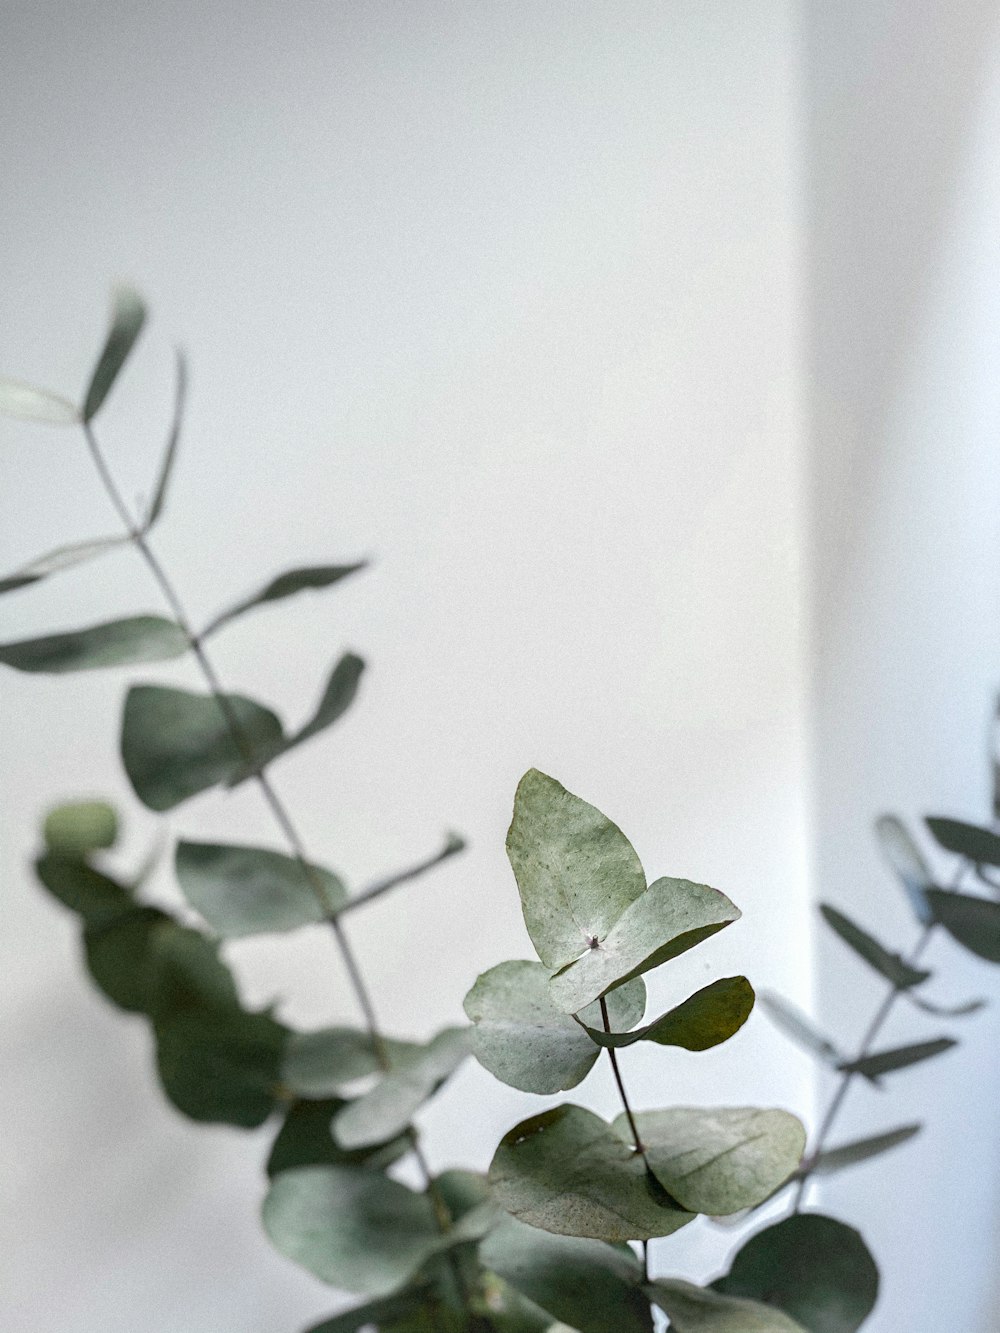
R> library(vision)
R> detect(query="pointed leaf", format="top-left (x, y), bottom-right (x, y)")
top-left (0, 614), bottom-right (187, 673)
top-left (0, 377), bottom-right (79, 424)
top-left (874, 814), bottom-right (934, 923)
top-left (143, 349), bottom-right (186, 531)
top-left (286, 650), bottom-right (366, 749)
top-left (121, 683), bottom-right (284, 810)
top-left (840, 1036), bottom-right (956, 1082)
top-left (267, 1099), bottom-right (410, 1178)
top-left (35, 852), bottom-right (134, 929)
top-left (757, 992), bottom-right (844, 1067)
top-left (333, 1027), bottom-right (471, 1149)
top-left (926, 816), bottom-right (1000, 869)
top-left (43, 801), bottom-right (118, 856)
top-left (622, 1107), bottom-right (804, 1215)
top-left (262, 1164), bottom-right (442, 1295)
top-left (648, 1280), bottom-right (806, 1332)
top-left (175, 840), bottom-right (345, 936)
top-left (155, 1004), bottom-right (287, 1126)
top-left (0, 533), bottom-right (130, 596)
top-left (488, 1104), bottom-right (694, 1242)
top-left (282, 1027), bottom-right (418, 1099)
top-left (808, 1124), bottom-right (921, 1177)
top-left (925, 887), bottom-right (1000, 961)
top-left (201, 562), bottom-right (368, 638)
top-left (819, 904), bottom-right (930, 989)
top-left (464, 960), bottom-right (645, 1093)
top-left (714, 1213), bottom-right (879, 1333)
top-left (481, 1216), bottom-right (653, 1333)
top-left (581, 976), bottom-right (754, 1052)
top-left (506, 769), bottom-right (647, 970)
top-left (82, 285), bottom-right (146, 422)
top-left (905, 989), bottom-right (986, 1017)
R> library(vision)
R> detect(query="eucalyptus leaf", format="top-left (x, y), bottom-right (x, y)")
top-left (648, 1280), bottom-right (806, 1332)
top-left (481, 1215), bottom-right (653, 1333)
top-left (819, 904), bottom-right (930, 989)
top-left (714, 1213), bottom-right (879, 1333)
top-left (925, 816), bottom-right (1000, 869)
top-left (757, 992), bottom-right (844, 1067)
top-left (155, 1004), bottom-right (287, 1126)
top-left (282, 1027), bottom-right (418, 1099)
top-left (175, 839), bottom-right (345, 936)
top-left (0, 614), bottom-right (187, 673)
top-left (262, 1164), bottom-right (442, 1295)
top-left (874, 814), bottom-right (934, 924)
top-left (0, 377), bottom-right (79, 424)
top-left (267, 1099), bottom-right (411, 1178)
top-left (283, 650), bottom-right (366, 751)
top-left (580, 976), bottom-right (754, 1052)
top-left (35, 852), bottom-right (134, 928)
top-left (464, 960), bottom-right (645, 1094)
top-left (925, 887), bottom-right (1000, 962)
top-left (333, 1027), bottom-right (471, 1149)
top-left (621, 1107), bottom-right (805, 1215)
top-left (0, 533), bottom-right (131, 597)
top-left (43, 800), bottom-right (118, 856)
top-left (488, 1103), bottom-right (693, 1242)
top-left (83, 285), bottom-right (146, 422)
top-left (840, 1036), bottom-right (956, 1082)
top-left (202, 563), bottom-right (368, 638)
top-left (121, 683), bottom-right (284, 810)
top-left (143, 349), bottom-right (186, 531)
top-left (905, 990), bottom-right (986, 1017)
top-left (305, 1291), bottom-right (435, 1333)
top-left (808, 1124), bottom-right (921, 1177)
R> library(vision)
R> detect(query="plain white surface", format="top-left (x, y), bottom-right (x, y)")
top-left (0, 5), bottom-right (809, 1331)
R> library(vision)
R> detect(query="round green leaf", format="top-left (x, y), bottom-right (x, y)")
top-left (84, 911), bottom-right (239, 1016)
top-left (155, 1005), bottom-right (287, 1127)
top-left (648, 1280), bottom-right (806, 1332)
top-left (43, 801), bottom-right (119, 855)
top-left (0, 614), bottom-right (187, 673)
top-left (282, 1027), bottom-right (417, 1098)
top-left (267, 1099), bottom-right (411, 1177)
top-left (35, 852), bottom-right (133, 928)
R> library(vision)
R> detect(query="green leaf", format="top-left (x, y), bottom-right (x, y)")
top-left (714, 1213), bottom-right (879, 1333)
top-left (580, 976), bottom-right (754, 1052)
top-left (839, 1036), bottom-right (956, 1082)
top-left (143, 349), bottom-right (186, 531)
top-left (481, 1216), bottom-right (653, 1333)
top-left (0, 533), bottom-right (130, 597)
top-left (464, 960), bottom-right (645, 1093)
top-left (819, 905), bottom-right (930, 989)
top-left (874, 814), bottom-right (934, 924)
top-left (648, 1280), bottom-right (806, 1332)
top-left (262, 1164), bottom-right (442, 1295)
top-left (332, 1027), bottom-right (471, 1149)
top-left (282, 1027), bottom-right (417, 1099)
top-left (43, 801), bottom-right (118, 855)
top-left (488, 1104), bottom-right (693, 1242)
top-left (926, 816), bottom-right (1000, 869)
top-left (0, 378), bottom-right (79, 424)
top-left (267, 1099), bottom-right (411, 1178)
top-left (304, 1291), bottom-right (435, 1333)
top-left (623, 1107), bottom-right (805, 1215)
top-left (549, 875), bottom-right (740, 1014)
top-left (282, 650), bottom-right (365, 752)
top-left (808, 1124), bottom-right (921, 1177)
top-left (175, 840), bottom-right (345, 936)
top-left (201, 562), bottom-right (368, 638)
top-left (121, 683), bottom-right (284, 811)
top-left (82, 285), bottom-right (146, 422)
top-left (35, 852), bottom-right (134, 928)
top-left (925, 887), bottom-right (1000, 961)
top-left (757, 992), bottom-right (844, 1067)
top-left (155, 1005), bottom-right (287, 1126)
top-left (0, 614), bottom-right (187, 673)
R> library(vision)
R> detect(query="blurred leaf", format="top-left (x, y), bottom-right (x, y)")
top-left (155, 1005), bottom-right (287, 1126)
top-left (819, 905), bottom-right (930, 989)
top-left (580, 976), bottom-right (754, 1052)
top-left (175, 839), bottom-right (345, 936)
top-left (925, 888), bottom-right (1000, 962)
top-left (262, 1164), bottom-right (441, 1295)
top-left (305, 1290), bottom-right (435, 1333)
top-left (282, 1027), bottom-right (417, 1099)
top-left (874, 814), bottom-right (934, 924)
top-left (82, 285), bottom-right (146, 422)
top-left (757, 992), bottom-right (844, 1067)
top-left (840, 1036), bottom-right (956, 1082)
top-left (267, 1098), bottom-right (411, 1178)
top-left (143, 349), bottom-right (186, 531)
top-left (926, 816), bottom-right (1000, 869)
top-left (464, 960), bottom-right (645, 1093)
top-left (0, 377), bottom-right (79, 424)
top-left (333, 1027), bottom-right (471, 1149)
top-left (481, 1216), bottom-right (652, 1333)
top-left (648, 1280), bottom-right (806, 1332)
top-left (714, 1213), bottom-right (879, 1333)
top-left (35, 852), bottom-right (134, 929)
top-left (905, 989), bottom-right (986, 1017)
top-left (0, 614), bottom-right (187, 673)
top-left (623, 1107), bottom-right (804, 1216)
top-left (339, 832), bottom-right (467, 917)
top-left (201, 562), bottom-right (368, 638)
top-left (121, 683), bottom-right (284, 811)
top-left (0, 534), bottom-right (130, 597)
top-left (489, 1103), bottom-right (693, 1242)
top-left (282, 650), bottom-right (365, 751)
top-left (43, 801), bottom-right (118, 856)
top-left (808, 1124), bottom-right (921, 1177)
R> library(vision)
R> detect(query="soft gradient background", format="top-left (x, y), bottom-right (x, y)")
top-left (0, 3), bottom-right (997, 1331)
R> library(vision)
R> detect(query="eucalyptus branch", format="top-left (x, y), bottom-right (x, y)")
top-left (599, 995), bottom-right (650, 1282)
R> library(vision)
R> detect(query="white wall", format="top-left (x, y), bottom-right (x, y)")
top-left (0, 5), bottom-right (808, 1331)
top-left (806, 3), bottom-right (1000, 1329)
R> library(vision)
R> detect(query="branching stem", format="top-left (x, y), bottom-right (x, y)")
top-left (599, 996), bottom-right (650, 1282)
